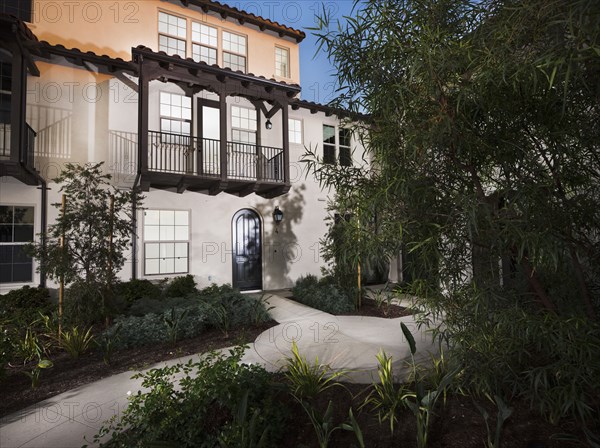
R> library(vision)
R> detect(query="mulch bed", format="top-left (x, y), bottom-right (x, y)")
top-left (278, 383), bottom-right (589, 448)
top-left (0, 322), bottom-right (274, 418)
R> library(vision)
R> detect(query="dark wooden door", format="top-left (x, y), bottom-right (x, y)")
top-left (232, 209), bottom-right (262, 290)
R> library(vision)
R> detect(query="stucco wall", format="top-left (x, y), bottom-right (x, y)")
top-left (28, 0), bottom-right (300, 84)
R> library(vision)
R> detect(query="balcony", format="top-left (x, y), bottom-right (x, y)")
top-left (0, 122), bottom-right (39, 185)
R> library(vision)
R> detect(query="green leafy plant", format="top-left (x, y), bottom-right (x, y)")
top-left (89, 346), bottom-right (287, 447)
top-left (341, 408), bottom-right (365, 448)
top-left (297, 400), bottom-right (341, 448)
top-left (60, 326), bottom-right (95, 359)
top-left (362, 350), bottom-right (407, 433)
top-left (163, 307), bottom-right (188, 345)
top-left (115, 279), bottom-right (162, 304)
top-left (218, 390), bottom-right (269, 448)
top-left (401, 322), bottom-right (458, 448)
top-left (474, 395), bottom-right (513, 448)
top-left (24, 358), bottom-right (53, 389)
top-left (95, 324), bottom-right (121, 365)
top-left (164, 275), bottom-right (197, 298)
top-left (291, 277), bottom-right (354, 314)
top-left (284, 340), bottom-right (346, 400)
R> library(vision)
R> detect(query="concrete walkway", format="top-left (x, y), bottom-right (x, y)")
top-left (0, 289), bottom-right (440, 448)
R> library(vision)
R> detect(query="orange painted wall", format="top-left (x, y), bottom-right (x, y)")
top-left (28, 0), bottom-right (300, 84)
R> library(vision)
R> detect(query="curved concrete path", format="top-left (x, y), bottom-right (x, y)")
top-left (243, 290), bottom-right (441, 383)
top-left (0, 289), bottom-right (441, 448)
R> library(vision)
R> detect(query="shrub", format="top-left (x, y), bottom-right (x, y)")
top-left (0, 286), bottom-right (54, 325)
top-left (115, 279), bottom-right (162, 304)
top-left (164, 274), bottom-right (197, 298)
top-left (91, 346), bottom-right (288, 447)
top-left (127, 296), bottom-right (190, 316)
top-left (105, 305), bottom-right (207, 350)
top-left (59, 326), bottom-right (95, 359)
top-left (292, 277), bottom-right (354, 314)
top-left (64, 281), bottom-right (112, 326)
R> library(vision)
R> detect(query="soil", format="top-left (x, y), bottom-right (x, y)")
top-left (0, 322), bottom-right (273, 418)
top-left (278, 382), bottom-right (591, 448)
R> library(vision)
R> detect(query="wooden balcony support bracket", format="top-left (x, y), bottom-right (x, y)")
top-left (176, 177), bottom-right (189, 194)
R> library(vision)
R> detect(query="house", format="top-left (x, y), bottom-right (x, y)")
top-left (0, 0), bottom-right (397, 292)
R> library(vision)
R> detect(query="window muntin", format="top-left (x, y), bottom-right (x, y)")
top-left (222, 31), bottom-right (247, 72)
top-left (0, 205), bottom-right (34, 284)
top-left (192, 22), bottom-right (218, 65)
top-left (339, 128), bottom-right (352, 166)
top-left (275, 47), bottom-right (290, 77)
top-left (231, 106), bottom-right (257, 145)
top-left (223, 52), bottom-right (246, 72)
top-left (289, 118), bottom-right (302, 144)
top-left (159, 92), bottom-right (192, 137)
top-left (158, 12), bottom-right (187, 58)
top-left (323, 125), bottom-right (336, 164)
top-left (192, 44), bottom-right (217, 65)
top-left (144, 210), bottom-right (189, 275)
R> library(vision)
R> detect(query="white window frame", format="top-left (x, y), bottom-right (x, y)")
top-left (339, 127), bottom-right (352, 166)
top-left (289, 118), bottom-right (303, 144)
top-left (231, 105), bottom-right (257, 145)
top-left (222, 31), bottom-right (247, 72)
top-left (158, 11), bottom-right (188, 58)
top-left (192, 22), bottom-right (218, 65)
top-left (0, 205), bottom-right (35, 284)
top-left (159, 91), bottom-right (192, 139)
top-left (275, 46), bottom-right (290, 78)
top-left (143, 209), bottom-right (190, 276)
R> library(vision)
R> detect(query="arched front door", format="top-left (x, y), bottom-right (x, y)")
top-left (232, 209), bottom-right (262, 290)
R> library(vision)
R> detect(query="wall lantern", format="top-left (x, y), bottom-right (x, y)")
top-left (265, 119), bottom-right (273, 130)
top-left (273, 206), bottom-right (284, 232)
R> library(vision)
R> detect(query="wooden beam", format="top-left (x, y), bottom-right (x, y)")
top-left (138, 64), bottom-right (149, 173)
top-left (282, 104), bottom-right (290, 184)
top-left (219, 93), bottom-right (228, 181)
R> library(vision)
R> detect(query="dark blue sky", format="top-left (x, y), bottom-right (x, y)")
top-left (233, 1), bottom-right (358, 103)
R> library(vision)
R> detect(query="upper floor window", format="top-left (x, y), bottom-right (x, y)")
top-left (323, 125), bottom-right (352, 166)
top-left (158, 12), bottom-right (187, 58)
top-left (160, 92), bottom-right (192, 142)
top-left (192, 22), bottom-right (217, 65)
top-left (323, 125), bottom-right (336, 164)
top-left (222, 31), bottom-right (247, 72)
top-left (144, 210), bottom-right (189, 276)
top-left (289, 118), bottom-right (302, 144)
top-left (339, 128), bottom-right (352, 166)
top-left (0, 205), bottom-right (34, 284)
top-left (275, 47), bottom-right (290, 78)
top-left (231, 106), bottom-right (257, 145)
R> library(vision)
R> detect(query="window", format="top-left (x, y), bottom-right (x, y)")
top-left (192, 22), bottom-right (217, 65)
top-left (144, 210), bottom-right (189, 275)
top-left (158, 12), bottom-right (187, 58)
top-left (231, 106), bottom-right (257, 144)
top-left (323, 125), bottom-right (352, 166)
top-left (339, 128), bottom-right (352, 166)
top-left (289, 118), bottom-right (302, 144)
top-left (275, 47), bottom-right (290, 77)
top-left (323, 125), bottom-right (336, 164)
top-left (222, 31), bottom-right (247, 72)
top-left (160, 92), bottom-right (192, 138)
top-left (0, 206), bottom-right (34, 284)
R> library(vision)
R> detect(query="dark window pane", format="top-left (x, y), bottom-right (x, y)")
top-left (323, 144), bottom-right (336, 165)
top-left (0, 224), bottom-right (12, 242)
top-left (14, 225), bottom-right (33, 242)
top-left (0, 264), bottom-right (11, 283)
top-left (0, 206), bottom-right (12, 224)
top-left (12, 263), bottom-right (32, 282)
top-left (13, 245), bottom-right (32, 263)
top-left (340, 147), bottom-right (352, 166)
top-left (2, 0), bottom-right (33, 22)
top-left (339, 128), bottom-right (351, 147)
top-left (13, 207), bottom-right (34, 224)
top-left (323, 125), bottom-right (335, 145)
top-left (0, 246), bottom-right (12, 263)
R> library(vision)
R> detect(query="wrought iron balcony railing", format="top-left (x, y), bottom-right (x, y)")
top-left (146, 130), bottom-right (284, 183)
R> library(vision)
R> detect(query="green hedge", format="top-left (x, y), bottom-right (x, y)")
top-left (291, 275), bottom-right (354, 314)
